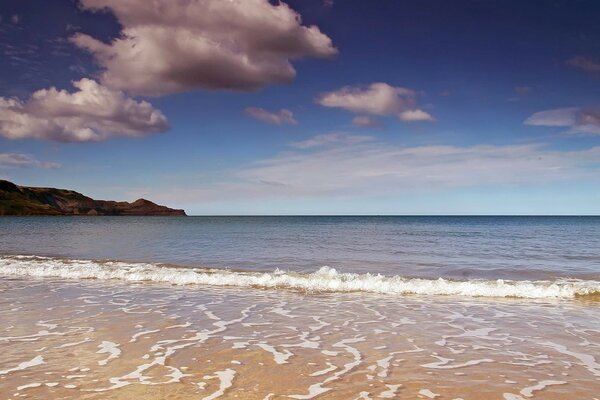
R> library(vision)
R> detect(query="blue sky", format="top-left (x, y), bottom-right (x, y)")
top-left (1, 0), bottom-right (599, 214)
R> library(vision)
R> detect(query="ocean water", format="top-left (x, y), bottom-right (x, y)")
top-left (1, 216), bottom-right (600, 299)
top-left (1, 216), bottom-right (600, 398)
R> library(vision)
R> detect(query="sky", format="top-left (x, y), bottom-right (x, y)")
top-left (1, 0), bottom-right (599, 215)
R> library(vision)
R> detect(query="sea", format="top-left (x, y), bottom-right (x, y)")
top-left (0, 216), bottom-right (599, 399)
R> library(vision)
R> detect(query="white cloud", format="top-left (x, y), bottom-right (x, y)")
top-left (352, 115), bottom-right (381, 128)
top-left (0, 78), bottom-right (169, 142)
top-left (525, 107), bottom-right (600, 135)
top-left (238, 143), bottom-right (599, 197)
top-left (0, 153), bottom-right (60, 169)
top-left (399, 109), bottom-right (436, 122)
top-left (245, 107), bottom-right (297, 125)
top-left (72, 0), bottom-right (337, 96)
top-left (317, 82), bottom-right (435, 122)
top-left (146, 139), bottom-right (600, 205)
top-left (290, 133), bottom-right (374, 149)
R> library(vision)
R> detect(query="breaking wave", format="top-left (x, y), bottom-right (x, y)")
top-left (1, 255), bottom-right (599, 300)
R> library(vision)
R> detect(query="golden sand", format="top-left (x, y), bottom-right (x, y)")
top-left (1, 278), bottom-right (599, 399)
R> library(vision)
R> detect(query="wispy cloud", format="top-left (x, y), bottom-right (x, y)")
top-left (514, 85), bottom-right (532, 95)
top-left (71, 0), bottom-right (337, 96)
top-left (525, 107), bottom-right (600, 135)
top-left (245, 107), bottom-right (297, 125)
top-left (143, 138), bottom-right (600, 205)
top-left (352, 115), bottom-right (382, 128)
top-left (0, 153), bottom-right (60, 169)
top-left (290, 133), bottom-right (374, 149)
top-left (0, 79), bottom-right (168, 142)
top-left (567, 56), bottom-right (600, 73)
top-left (317, 82), bottom-right (435, 123)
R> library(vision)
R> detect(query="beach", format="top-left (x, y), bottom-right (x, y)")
top-left (1, 217), bottom-right (599, 399)
top-left (1, 275), bottom-right (599, 399)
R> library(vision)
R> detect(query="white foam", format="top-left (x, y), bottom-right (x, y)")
top-left (520, 380), bottom-right (567, 397)
top-left (56, 338), bottom-right (93, 348)
top-left (290, 337), bottom-right (364, 399)
top-left (1, 255), bottom-right (599, 299)
top-left (421, 356), bottom-right (494, 369)
top-left (202, 368), bottom-right (236, 400)
top-left (419, 389), bottom-right (440, 399)
top-left (0, 355), bottom-right (45, 376)
top-left (379, 384), bottom-right (402, 398)
top-left (309, 362), bottom-right (337, 377)
top-left (97, 341), bottom-right (121, 366)
top-left (17, 382), bottom-right (43, 391)
top-left (541, 341), bottom-right (600, 376)
top-left (256, 342), bottom-right (293, 364)
top-left (130, 329), bottom-right (160, 343)
top-left (375, 356), bottom-right (392, 377)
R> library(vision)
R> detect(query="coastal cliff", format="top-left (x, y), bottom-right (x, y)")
top-left (0, 180), bottom-right (186, 216)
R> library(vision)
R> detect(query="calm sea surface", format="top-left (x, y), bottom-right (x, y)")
top-left (1, 216), bottom-right (599, 281)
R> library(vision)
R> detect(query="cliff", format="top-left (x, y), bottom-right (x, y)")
top-left (0, 180), bottom-right (186, 216)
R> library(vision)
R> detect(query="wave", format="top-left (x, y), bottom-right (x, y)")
top-left (1, 255), bottom-right (599, 299)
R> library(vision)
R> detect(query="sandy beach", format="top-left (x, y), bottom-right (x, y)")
top-left (2, 275), bottom-right (599, 399)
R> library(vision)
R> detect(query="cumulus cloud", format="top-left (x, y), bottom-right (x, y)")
top-left (352, 115), bottom-right (381, 128)
top-left (317, 82), bottom-right (435, 122)
top-left (290, 133), bottom-right (374, 149)
top-left (525, 107), bottom-right (600, 136)
top-left (0, 78), bottom-right (169, 142)
top-left (245, 107), bottom-right (297, 125)
top-left (71, 0), bottom-right (337, 96)
top-left (0, 153), bottom-right (60, 169)
top-left (567, 56), bottom-right (600, 73)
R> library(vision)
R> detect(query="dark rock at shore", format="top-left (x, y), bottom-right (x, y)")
top-left (0, 180), bottom-right (186, 216)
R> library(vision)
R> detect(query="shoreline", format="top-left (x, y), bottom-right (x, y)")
top-left (1, 276), bottom-right (598, 399)
top-left (2, 254), bottom-right (600, 300)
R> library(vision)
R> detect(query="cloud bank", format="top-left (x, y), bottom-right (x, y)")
top-left (525, 107), bottom-right (600, 135)
top-left (72, 0), bottom-right (337, 96)
top-left (239, 142), bottom-right (598, 197)
top-left (245, 107), bottom-right (297, 125)
top-left (0, 153), bottom-right (60, 169)
top-left (317, 82), bottom-right (435, 122)
top-left (0, 79), bottom-right (169, 142)
top-left (151, 138), bottom-right (600, 204)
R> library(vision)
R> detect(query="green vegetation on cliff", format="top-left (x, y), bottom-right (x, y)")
top-left (0, 180), bottom-right (186, 216)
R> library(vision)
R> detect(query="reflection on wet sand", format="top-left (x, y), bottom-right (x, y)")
top-left (1, 277), bottom-right (599, 399)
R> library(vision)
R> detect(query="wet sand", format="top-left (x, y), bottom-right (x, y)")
top-left (1, 277), bottom-right (599, 399)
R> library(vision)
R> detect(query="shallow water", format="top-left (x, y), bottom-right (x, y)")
top-left (1, 277), bottom-right (599, 399)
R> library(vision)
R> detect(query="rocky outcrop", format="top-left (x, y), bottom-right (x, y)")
top-left (0, 180), bottom-right (186, 216)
